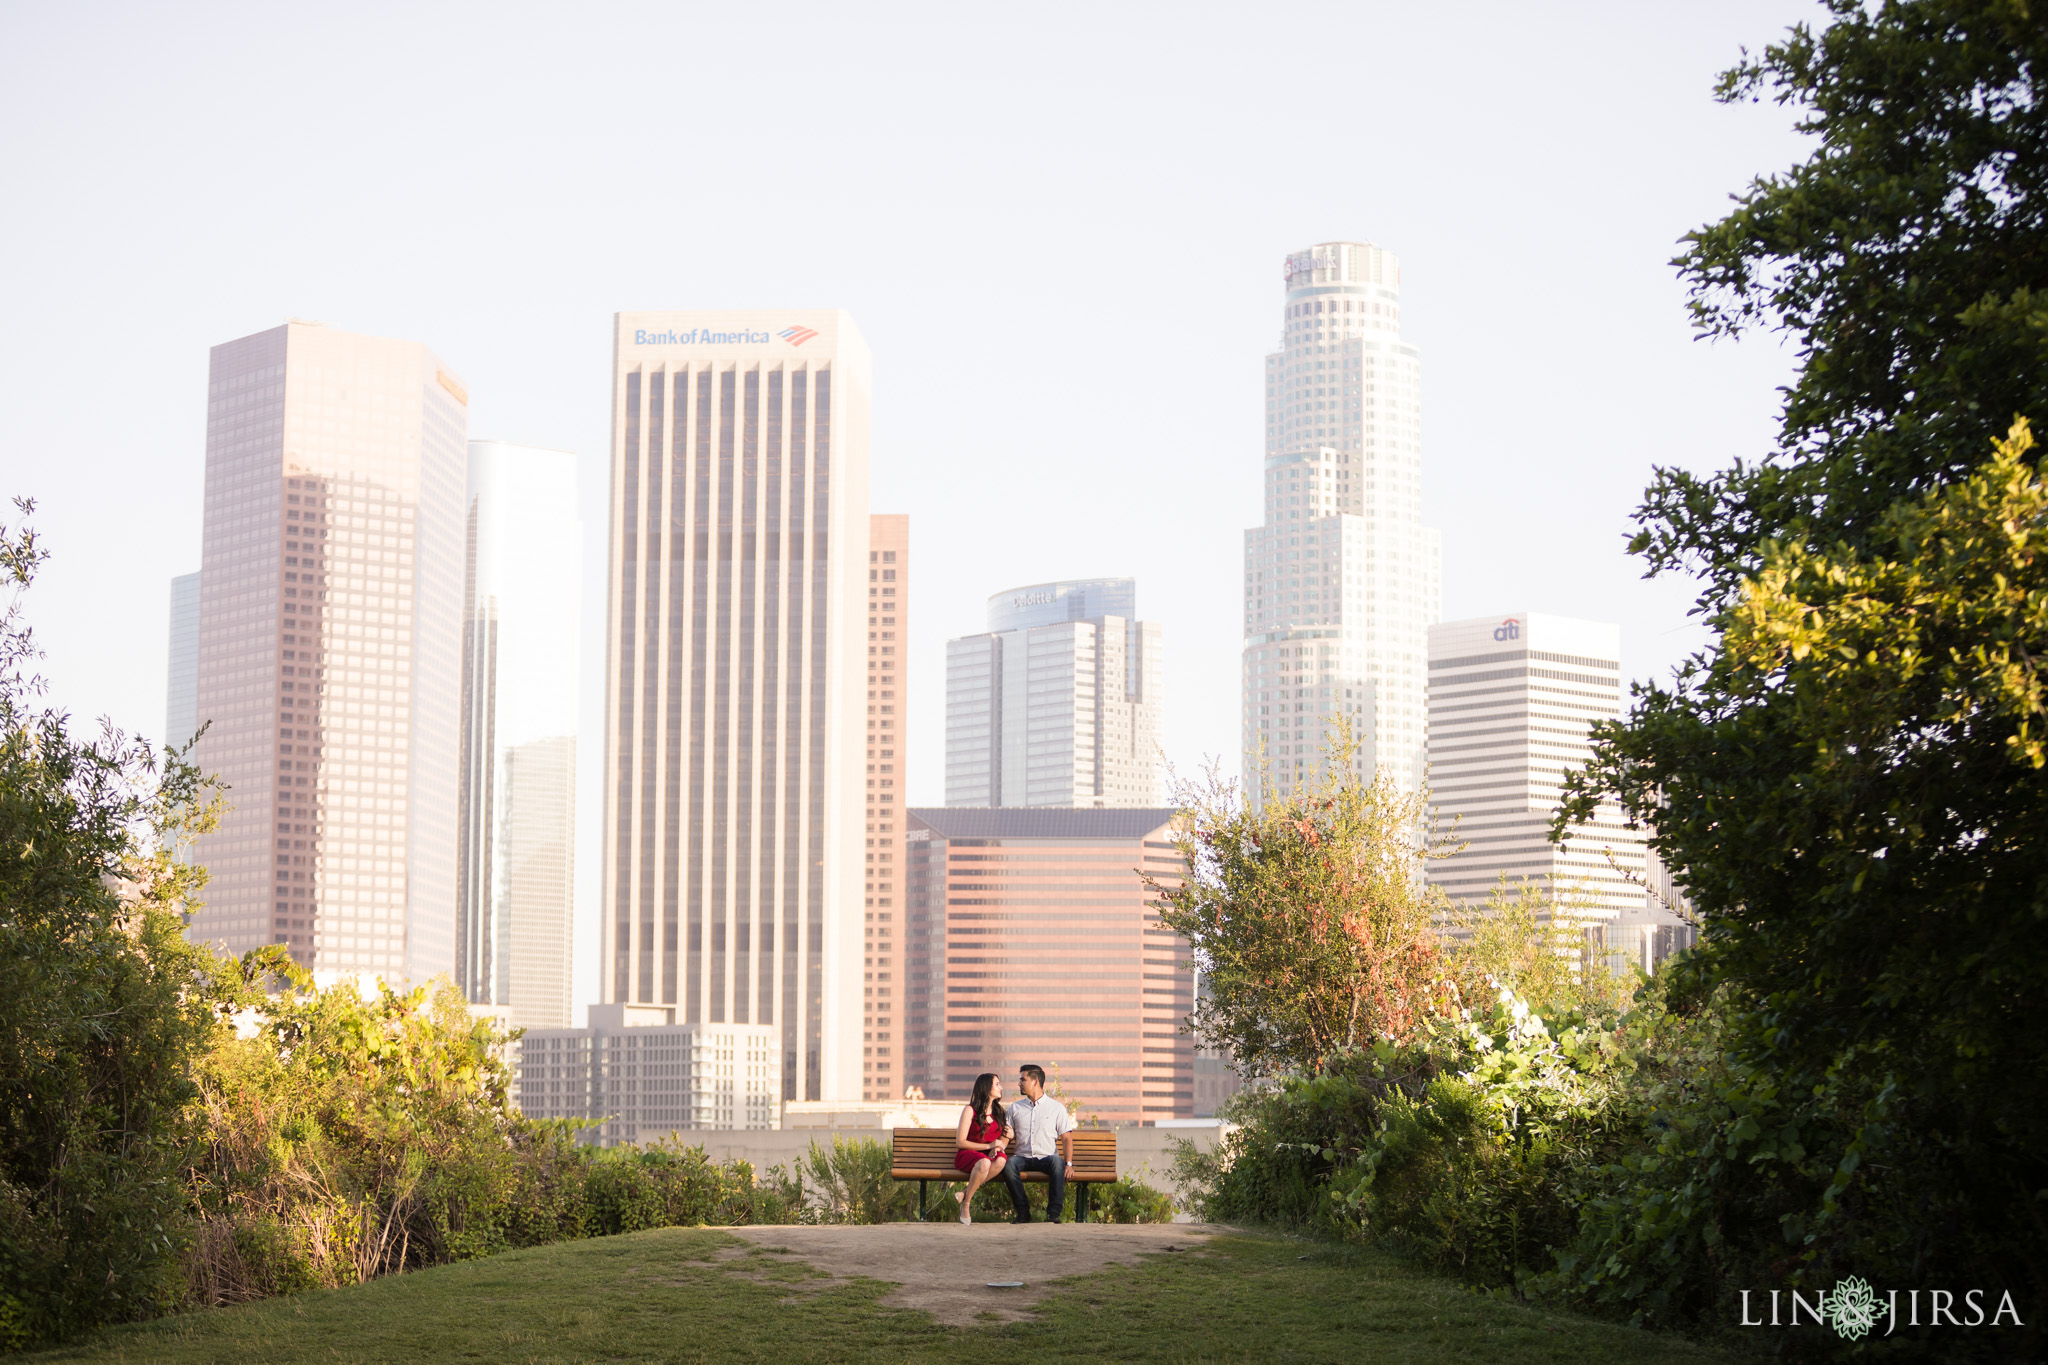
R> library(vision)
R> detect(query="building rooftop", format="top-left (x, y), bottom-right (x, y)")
top-left (984, 577), bottom-right (1137, 633)
top-left (908, 807), bottom-right (1178, 840)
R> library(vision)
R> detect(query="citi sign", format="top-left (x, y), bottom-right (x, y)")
top-left (1493, 618), bottom-right (1521, 642)
top-left (632, 325), bottom-right (819, 347)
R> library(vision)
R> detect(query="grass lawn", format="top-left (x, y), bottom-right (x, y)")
top-left (29, 1227), bottom-right (1753, 1364)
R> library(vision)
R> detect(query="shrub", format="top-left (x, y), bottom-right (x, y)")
top-left (1092, 1176), bottom-right (1175, 1225)
top-left (1150, 749), bottom-right (1462, 1080)
top-left (0, 503), bottom-right (231, 1350)
top-left (181, 969), bottom-right (801, 1306)
top-left (801, 1137), bottom-right (916, 1224)
top-left (956, 1168), bottom-right (1172, 1223)
top-left (1172, 983), bottom-right (1635, 1286)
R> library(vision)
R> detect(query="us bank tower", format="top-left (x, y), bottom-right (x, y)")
top-left (1243, 242), bottom-right (1442, 799)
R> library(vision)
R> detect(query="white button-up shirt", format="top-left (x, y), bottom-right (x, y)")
top-left (1008, 1094), bottom-right (1075, 1160)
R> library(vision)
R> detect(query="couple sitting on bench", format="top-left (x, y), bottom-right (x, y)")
top-left (951, 1065), bottom-right (1074, 1225)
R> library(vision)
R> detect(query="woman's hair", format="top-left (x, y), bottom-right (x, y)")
top-left (968, 1072), bottom-right (1006, 1131)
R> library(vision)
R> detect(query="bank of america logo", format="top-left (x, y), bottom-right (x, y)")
top-left (779, 326), bottom-right (818, 347)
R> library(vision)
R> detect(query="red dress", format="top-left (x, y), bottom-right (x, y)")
top-left (955, 1113), bottom-right (1005, 1173)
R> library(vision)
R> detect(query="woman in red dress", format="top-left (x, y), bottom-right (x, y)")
top-left (952, 1072), bottom-right (1012, 1224)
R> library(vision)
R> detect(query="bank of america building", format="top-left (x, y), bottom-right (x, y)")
top-left (1244, 241), bottom-right (1441, 798)
top-left (601, 311), bottom-right (870, 1106)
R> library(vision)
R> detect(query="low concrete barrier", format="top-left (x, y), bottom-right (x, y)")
top-left (653, 1123), bottom-right (1230, 1207)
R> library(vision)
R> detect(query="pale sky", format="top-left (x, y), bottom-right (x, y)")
top-left (1, 1), bottom-right (1818, 1013)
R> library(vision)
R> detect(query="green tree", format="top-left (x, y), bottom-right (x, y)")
top-left (1562, 0), bottom-right (2048, 1313)
top-left (1638, 0), bottom-right (2048, 598)
top-left (1151, 745), bottom-right (1461, 1079)
top-left (0, 501), bottom-right (230, 1349)
top-left (1443, 876), bottom-right (1633, 1017)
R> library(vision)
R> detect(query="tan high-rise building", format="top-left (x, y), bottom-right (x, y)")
top-left (862, 514), bottom-right (907, 1102)
top-left (188, 321), bottom-right (468, 984)
top-left (1424, 611), bottom-right (1645, 924)
top-left (602, 311), bottom-right (871, 1106)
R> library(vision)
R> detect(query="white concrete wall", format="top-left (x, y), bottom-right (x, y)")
top-left (652, 1123), bottom-right (1230, 1207)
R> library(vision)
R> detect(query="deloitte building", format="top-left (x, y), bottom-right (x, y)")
top-left (1242, 241), bottom-right (1442, 798)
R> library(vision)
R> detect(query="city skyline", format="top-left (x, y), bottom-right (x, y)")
top-left (25, 5), bottom-right (1826, 1026)
top-left (153, 256), bottom-right (1722, 1031)
top-left (19, 5), bottom-right (1807, 805)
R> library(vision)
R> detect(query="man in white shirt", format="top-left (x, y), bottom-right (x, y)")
top-left (998, 1063), bottom-right (1076, 1223)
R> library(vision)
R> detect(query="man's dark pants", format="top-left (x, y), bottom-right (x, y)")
top-left (1000, 1155), bottom-right (1066, 1222)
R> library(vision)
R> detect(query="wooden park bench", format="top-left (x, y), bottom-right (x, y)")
top-left (890, 1127), bottom-right (1118, 1221)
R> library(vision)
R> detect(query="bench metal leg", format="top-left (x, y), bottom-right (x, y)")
top-left (918, 1180), bottom-right (928, 1220)
top-left (1078, 1183), bottom-right (1091, 1223)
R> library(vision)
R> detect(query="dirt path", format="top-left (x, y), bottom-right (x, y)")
top-left (722, 1222), bottom-right (1221, 1325)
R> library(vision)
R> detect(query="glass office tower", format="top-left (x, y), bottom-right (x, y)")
top-left (1243, 242), bottom-right (1442, 800)
top-left (457, 440), bottom-right (581, 1029)
top-left (945, 577), bottom-right (1163, 808)
top-left (166, 571), bottom-right (201, 749)
top-left (903, 806), bottom-right (1193, 1121)
top-left (189, 321), bottom-right (468, 983)
top-left (602, 311), bottom-right (871, 1105)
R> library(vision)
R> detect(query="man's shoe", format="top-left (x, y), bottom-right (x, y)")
top-left (1010, 1215), bottom-right (1032, 1225)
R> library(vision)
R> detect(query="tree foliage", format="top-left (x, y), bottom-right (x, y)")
top-left (1561, 0), bottom-right (2048, 1321)
top-left (1442, 876), bottom-right (1634, 1019)
top-left (1643, 0), bottom-right (2048, 602)
top-left (1151, 750), bottom-right (1460, 1079)
top-left (1171, 982), bottom-right (1637, 1290)
top-left (184, 964), bottom-right (799, 1304)
top-left (0, 501), bottom-right (231, 1349)
top-left (0, 507), bottom-right (812, 1347)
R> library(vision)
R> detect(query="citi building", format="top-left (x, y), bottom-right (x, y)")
top-left (1423, 612), bottom-right (1646, 924)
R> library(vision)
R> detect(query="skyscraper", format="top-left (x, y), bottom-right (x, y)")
top-left (902, 806), bottom-right (1193, 1121)
top-left (945, 578), bottom-right (1162, 808)
top-left (862, 514), bottom-right (908, 1102)
top-left (1243, 242), bottom-right (1441, 799)
top-left (1423, 611), bottom-right (1645, 923)
top-left (188, 321), bottom-right (468, 982)
top-left (602, 311), bottom-right (871, 1106)
top-left (457, 440), bottom-right (581, 1030)
top-left (166, 571), bottom-right (201, 750)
